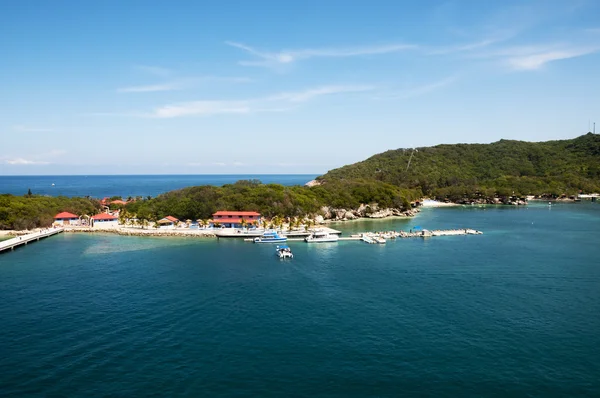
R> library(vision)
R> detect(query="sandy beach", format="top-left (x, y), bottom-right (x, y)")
top-left (420, 199), bottom-right (460, 208)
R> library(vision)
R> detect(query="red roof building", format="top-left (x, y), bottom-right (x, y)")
top-left (213, 211), bottom-right (261, 217)
top-left (211, 211), bottom-right (261, 228)
top-left (110, 200), bottom-right (128, 205)
top-left (54, 212), bottom-right (79, 219)
top-left (91, 213), bottom-right (118, 220)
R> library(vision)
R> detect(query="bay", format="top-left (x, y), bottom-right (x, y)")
top-left (1, 202), bottom-right (599, 396)
top-left (0, 174), bottom-right (317, 198)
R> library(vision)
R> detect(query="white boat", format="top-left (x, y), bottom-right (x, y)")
top-left (254, 231), bottom-right (287, 243)
top-left (373, 236), bottom-right (386, 244)
top-left (276, 245), bottom-right (293, 259)
top-left (361, 235), bottom-right (376, 244)
top-left (304, 230), bottom-right (339, 243)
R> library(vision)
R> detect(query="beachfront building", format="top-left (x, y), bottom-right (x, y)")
top-left (91, 213), bottom-right (119, 227)
top-left (157, 216), bottom-right (179, 228)
top-left (211, 211), bottom-right (261, 228)
top-left (53, 212), bottom-right (80, 226)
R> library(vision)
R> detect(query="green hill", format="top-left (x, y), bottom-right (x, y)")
top-left (318, 133), bottom-right (600, 200)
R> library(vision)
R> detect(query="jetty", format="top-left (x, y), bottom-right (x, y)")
top-left (0, 228), bottom-right (64, 254)
top-left (217, 227), bottom-right (342, 239)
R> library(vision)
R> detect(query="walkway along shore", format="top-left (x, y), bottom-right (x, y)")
top-left (0, 228), bottom-right (64, 254)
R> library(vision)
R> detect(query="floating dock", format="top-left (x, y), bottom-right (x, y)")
top-left (0, 228), bottom-right (64, 254)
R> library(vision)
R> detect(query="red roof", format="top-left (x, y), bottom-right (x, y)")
top-left (110, 200), bottom-right (127, 205)
top-left (54, 212), bottom-right (78, 219)
top-left (165, 216), bottom-right (178, 222)
top-left (213, 211), bottom-right (261, 217)
top-left (91, 213), bottom-right (118, 220)
top-left (212, 218), bottom-right (259, 224)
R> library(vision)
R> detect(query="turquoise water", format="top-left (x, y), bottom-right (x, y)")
top-left (0, 174), bottom-right (317, 198)
top-left (1, 203), bottom-right (599, 396)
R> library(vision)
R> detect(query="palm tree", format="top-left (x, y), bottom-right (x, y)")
top-left (127, 215), bottom-right (136, 228)
top-left (119, 210), bottom-right (130, 225)
top-left (240, 218), bottom-right (247, 231)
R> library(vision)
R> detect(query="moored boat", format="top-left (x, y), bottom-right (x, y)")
top-left (305, 230), bottom-right (339, 243)
top-left (254, 231), bottom-right (287, 243)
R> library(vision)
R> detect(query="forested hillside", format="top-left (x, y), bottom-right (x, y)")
top-left (0, 195), bottom-right (100, 230)
top-left (125, 179), bottom-right (421, 222)
top-left (318, 133), bottom-right (600, 200)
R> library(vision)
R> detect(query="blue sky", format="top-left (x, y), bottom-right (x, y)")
top-left (1, 0), bottom-right (600, 175)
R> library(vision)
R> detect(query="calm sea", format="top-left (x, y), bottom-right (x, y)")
top-left (1, 202), bottom-right (599, 396)
top-left (0, 174), bottom-right (317, 198)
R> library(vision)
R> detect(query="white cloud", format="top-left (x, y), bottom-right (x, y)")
top-left (375, 77), bottom-right (457, 100)
top-left (117, 76), bottom-right (252, 93)
top-left (154, 101), bottom-right (251, 118)
top-left (213, 162), bottom-right (226, 167)
top-left (4, 158), bottom-right (50, 165)
top-left (152, 84), bottom-right (374, 118)
top-left (13, 125), bottom-right (55, 132)
top-left (232, 161), bottom-right (244, 166)
top-left (117, 83), bottom-right (182, 93)
top-left (269, 85), bottom-right (374, 102)
top-left (226, 41), bottom-right (416, 67)
top-left (427, 39), bottom-right (501, 55)
top-left (506, 48), bottom-right (599, 70)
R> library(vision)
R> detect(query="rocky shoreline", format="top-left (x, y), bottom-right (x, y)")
top-left (317, 204), bottom-right (419, 222)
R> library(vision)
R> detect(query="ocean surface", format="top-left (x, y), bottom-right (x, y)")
top-left (1, 202), bottom-right (600, 396)
top-left (0, 174), bottom-right (318, 198)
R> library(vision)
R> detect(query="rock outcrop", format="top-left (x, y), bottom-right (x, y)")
top-left (318, 203), bottom-right (419, 221)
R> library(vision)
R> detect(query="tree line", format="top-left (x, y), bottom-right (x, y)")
top-left (319, 133), bottom-right (600, 200)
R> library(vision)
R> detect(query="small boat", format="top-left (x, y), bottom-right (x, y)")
top-left (276, 245), bottom-right (293, 259)
top-left (373, 236), bottom-right (386, 244)
top-left (305, 230), bottom-right (339, 243)
top-left (361, 234), bottom-right (376, 244)
top-left (254, 231), bottom-right (287, 243)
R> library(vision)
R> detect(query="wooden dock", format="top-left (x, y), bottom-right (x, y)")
top-left (0, 228), bottom-right (64, 254)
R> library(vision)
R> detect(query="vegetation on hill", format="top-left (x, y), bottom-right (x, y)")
top-left (0, 194), bottom-right (100, 230)
top-left (124, 179), bottom-right (421, 223)
top-left (3, 134), bottom-right (597, 230)
top-left (318, 133), bottom-right (600, 201)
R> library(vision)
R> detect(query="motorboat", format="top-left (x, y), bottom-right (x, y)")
top-left (253, 231), bottom-right (287, 243)
top-left (304, 230), bottom-right (339, 243)
top-left (373, 236), bottom-right (386, 244)
top-left (361, 234), bottom-right (376, 244)
top-left (276, 245), bottom-right (293, 259)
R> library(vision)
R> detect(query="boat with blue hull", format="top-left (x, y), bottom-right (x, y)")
top-left (254, 231), bottom-right (287, 243)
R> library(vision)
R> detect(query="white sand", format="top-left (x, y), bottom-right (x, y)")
top-left (420, 199), bottom-right (460, 208)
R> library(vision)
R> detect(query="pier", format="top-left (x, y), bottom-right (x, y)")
top-left (0, 228), bottom-right (64, 254)
top-left (218, 227), bottom-right (342, 239)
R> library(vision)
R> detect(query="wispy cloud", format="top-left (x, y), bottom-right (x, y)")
top-left (152, 84), bottom-right (374, 118)
top-left (117, 76), bottom-right (252, 93)
top-left (117, 83), bottom-right (183, 93)
top-left (427, 39), bottom-right (504, 55)
top-left (13, 125), bottom-right (54, 132)
top-left (506, 47), bottom-right (599, 70)
top-left (226, 41), bottom-right (416, 67)
top-left (375, 77), bottom-right (457, 100)
top-left (3, 158), bottom-right (50, 165)
top-left (2, 149), bottom-right (66, 165)
top-left (269, 85), bottom-right (374, 102)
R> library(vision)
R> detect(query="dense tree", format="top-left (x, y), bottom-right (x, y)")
top-left (319, 133), bottom-right (600, 199)
top-left (0, 195), bottom-right (100, 230)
